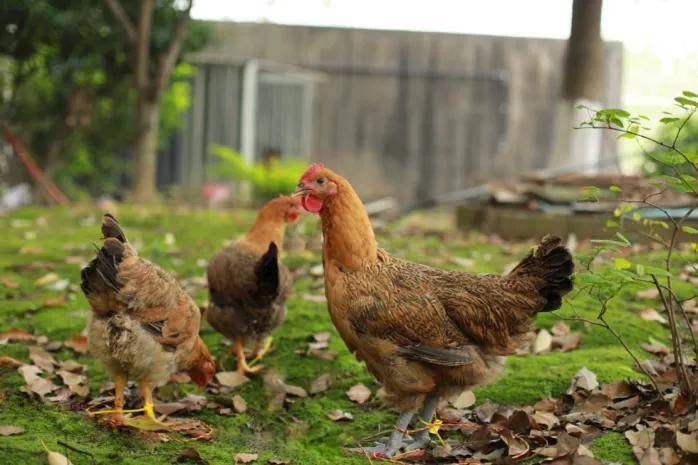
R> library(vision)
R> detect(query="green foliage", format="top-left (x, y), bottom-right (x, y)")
top-left (576, 92), bottom-right (697, 396)
top-left (210, 145), bottom-right (308, 201)
top-left (0, 1), bottom-right (210, 197)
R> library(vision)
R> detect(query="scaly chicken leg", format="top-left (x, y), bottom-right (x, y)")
top-left (89, 372), bottom-right (127, 426)
top-left (405, 393), bottom-right (439, 451)
top-left (349, 411), bottom-right (413, 457)
top-left (235, 339), bottom-right (264, 375)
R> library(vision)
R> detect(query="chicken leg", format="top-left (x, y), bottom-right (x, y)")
top-left (88, 372), bottom-right (126, 426)
top-left (235, 339), bottom-right (264, 375)
top-left (349, 411), bottom-right (413, 458)
top-left (250, 336), bottom-right (273, 365)
top-left (405, 393), bottom-right (439, 451)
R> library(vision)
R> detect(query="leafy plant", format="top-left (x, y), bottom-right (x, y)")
top-left (210, 145), bottom-right (307, 202)
top-left (572, 91), bottom-right (697, 400)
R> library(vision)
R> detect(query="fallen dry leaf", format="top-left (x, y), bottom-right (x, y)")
top-left (176, 447), bottom-right (207, 463)
top-left (552, 321), bottom-right (571, 336)
top-left (639, 309), bottom-right (667, 324)
top-left (0, 328), bottom-right (36, 344)
top-left (232, 395), bottom-right (247, 413)
top-left (327, 409), bottom-right (353, 421)
top-left (346, 383), bottom-right (371, 404)
top-left (474, 400), bottom-right (498, 423)
top-left (451, 390), bottom-right (476, 409)
top-left (29, 345), bottom-right (56, 372)
top-left (534, 329), bottom-right (553, 353)
top-left (0, 276), bottom-right (20, 289)
top-left (285, 384), bottom-right (308, 398)
top-left (216, 371), bottom-right (249, 388)
top-left (637, 288), bottom-right (660, 299)
top-left (235, 452), bottom-right (258, 463)
top-left (64, 335), bottom-right (88, 354)
top-left (675, 431), bottom-right (698, 453)
top-left (309, 373), bottom-right (331, 394)
top-left (0, 425), bottom-right (25, 436)
top-left (43, 442), bottom-right (73, 465)
top-left (312, 331), bottom-right (331, 343)
top-left (42, 295), bottom-right (67, 308)
top-left (19, 245), bottom-right (43, 254)
top-left (569, 367), bottom-right (598, 392)
top-left (0, 356), bottom-right (24, 367)
top-left (35, 272), bottom-right (60, 287)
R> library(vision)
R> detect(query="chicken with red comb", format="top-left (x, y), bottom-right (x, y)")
top-left (294, 164), bottom-right (574, 458)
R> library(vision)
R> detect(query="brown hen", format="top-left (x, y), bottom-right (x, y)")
top-left (294, 164), bottom-right (574, 457)
top-left (80, 214), bottom-right (215, 428)
top-left (206, 195), bottom-right (301, 374)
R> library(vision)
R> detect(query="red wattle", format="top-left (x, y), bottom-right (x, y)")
top-left (302, 194), bottom-right (324, 213)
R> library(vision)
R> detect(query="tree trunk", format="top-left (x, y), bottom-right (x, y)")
top-left (563, 0), bottom-right (603, 101)
top-left (549, 0), bottom-right (605, 174)
top-left (132, 100), bottom-right (160, 202)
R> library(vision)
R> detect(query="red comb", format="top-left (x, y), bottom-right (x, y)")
top-left (300, 163), bottom-right (324, 181)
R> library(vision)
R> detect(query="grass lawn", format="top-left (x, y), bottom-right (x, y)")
top-left (0, 205), bottom-right (685, 465)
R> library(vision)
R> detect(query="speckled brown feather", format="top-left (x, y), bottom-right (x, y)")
top-left (309, 168), bottom-right (574, 412)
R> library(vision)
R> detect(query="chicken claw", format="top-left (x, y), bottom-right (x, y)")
top-left (235, 339), bottom-right (265, 375)
top-left (348, 411), bottom-right (413, 458)
top-left (250, 336), bottom-right (273, 365)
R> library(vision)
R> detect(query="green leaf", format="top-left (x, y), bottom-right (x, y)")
top-left (635, 264), bottom-right (645, 276)
top-left (675, 96), bottom-right (698, 107)
top-left (609, 185), bottom-right (621, 192)
top-left (615, 232), bottom-right (631, 246)
top-left (614, 258), bottom-right (632, 270)
top-left (652, 151), bottom-right (687, 166)
top-left (682, 226), bottom-right (698, 234)
top-left (659, 117), bottom-right (680, 124)
top-left (682, 90), bottom-right (698, 98)
top-left (645, 266), bottom-right (671, 277)
top-left (576, 104), bottom-right (588, 110)
top-left (605, 219), bottom-right (619, 228)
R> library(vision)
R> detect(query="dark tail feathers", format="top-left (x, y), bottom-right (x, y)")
top-left (80, 214), bottom-right (127, 296)
top-left (253, 242), bottom-right (280, 306)
top-left (508, 235), bottom-right (574, 312)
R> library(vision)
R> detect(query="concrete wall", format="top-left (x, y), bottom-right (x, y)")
top-left (171, 22), bottom-right (623, 205)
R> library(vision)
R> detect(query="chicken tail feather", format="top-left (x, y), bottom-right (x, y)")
top-left (253, 242), bottom-right (280, 305)
top-left (101, 213), bottom-right (127, 242)
top-left (81, 213), bottom-right (130, 298)
top-left (507, 235), bottom-right (574, 312)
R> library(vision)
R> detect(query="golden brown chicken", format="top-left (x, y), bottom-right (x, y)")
top-left (80, 214), bottom-right (215, 428)
top-left (294, 164), bottom-right (574, 457)
top-left (206, 195), bottom-right (301, 375)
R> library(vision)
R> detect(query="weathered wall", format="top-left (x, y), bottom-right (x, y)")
top-left (171, 22), bottom-right (623, 205)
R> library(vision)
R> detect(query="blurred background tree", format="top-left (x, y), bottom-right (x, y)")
top-left (0, 0), bottom-right (209, 199)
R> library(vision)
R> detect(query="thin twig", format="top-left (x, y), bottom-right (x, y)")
top-left (57, 441), bottom-right (97, 465)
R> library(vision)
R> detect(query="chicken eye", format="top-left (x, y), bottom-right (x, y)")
top-left (316, 177), bottom-right (325, 185)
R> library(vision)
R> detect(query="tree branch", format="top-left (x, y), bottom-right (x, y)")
top-left (574, 124), bottom-right (698, 172)
top-left (153, 0), bottom-right (193, 101)
top-left (102, 0), bottom-right (136, 43)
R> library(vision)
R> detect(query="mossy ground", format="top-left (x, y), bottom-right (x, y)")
top-left (0, 205), bottom-right (684, 464)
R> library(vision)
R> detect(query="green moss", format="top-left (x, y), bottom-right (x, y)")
top-left (1, 206), bottom-right (683, 464)
top-left (592, 432), bottom-right (637, 465)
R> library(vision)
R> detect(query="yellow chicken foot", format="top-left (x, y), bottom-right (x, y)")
top-left (87, 373), bottom-right (126, 426)
top-left (121, 382), bottom-right (168, 431)
top-left (236, 339), bottom-right (264, 374)
top-left (249, 336), bottom-right (273, 366)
